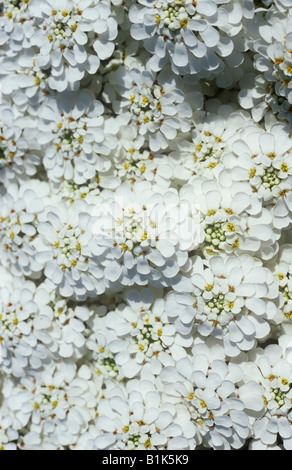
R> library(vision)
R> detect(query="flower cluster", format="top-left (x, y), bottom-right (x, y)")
top-left (1, 0), bottom-right (292, 452)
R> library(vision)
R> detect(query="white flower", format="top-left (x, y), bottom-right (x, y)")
top-left (111, 66), bottom-right (195, 151)
top-left (0, 413), bottom-right (18, 451)
top-left (56, 177), bottom-right (102, 206)
top-left (164, 290), bottom-right (205, 336)
top-left (0, 104), bottom-right (40, 183)
top-left (0, 49), bottom-right (51, 114)
top-left (222, 123), bottom-right (292, 230)
top-left (239, 345), bottom-right (292, 450)
top-left (103, 289), bottom-right (192, 379)
top-left (28, 0), bottom-right (118, 91)
top-left (34, 281), bottom-right (96, 360)
top-left (232, 126), bottom-right (292, 200)
top-left (239, 12), bottom-right (292, 124)
top-left (184, 178), bottom-right (279, 260)
top-left (160, 343), bottom-right (249, 450)
top-left (190, 254), bottom-right (278, 357)
top-left (0, 277), bottom-right (52, 378)
top-left (86, 317), bottom-right (121, 380)
top-left (5, 360), bottom-right (96, 447)
top-left (38, 92), bottom-right (116, 184)
top-left (95, 378), bottom-right (188, 450)
top-left (33, 200), bottom-right (107, 300)
top-left (92, 181), bottom-right (199, 289)
top-left (170, 104), bottom-right (253, 183)
top-left (0, 180), bottom-right (49, 276)
top-left (109, 124), bottom-right (174, 188)
top-left (1, 0), bottom-right (292, 451)
top-left (129, 0), bottom-right (251, 81)
top-left (272, 244), bottom-right (292, 323)
top-left (0, 0), bottom-right (34, 53)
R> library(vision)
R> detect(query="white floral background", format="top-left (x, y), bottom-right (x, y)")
top-left (1, 0), bottom-right (292, 451)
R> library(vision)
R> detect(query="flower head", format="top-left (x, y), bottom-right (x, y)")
top-left (34, 200), bottom-right (107, 300)
top-left (28, 0), bottom-right (117, 91)
top-left (111, 66), bottom-right (195, 151)
top-left (160, 343), bottom-right (249, 450)
top-left (129, 0), bottom-right (251, 82)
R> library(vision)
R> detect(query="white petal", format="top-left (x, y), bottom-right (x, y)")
top-left (37, 223), bottom-right (56, 244)
top-left (73, 28), bottom-right (88, 45)
top-left (104, 261), bottom-right (122, 282)
top-left (278, 417), bottom-right (292, 439)
top-left (197, 0), bottom-right (217, 16)
top-left (259, 133), bottom-right (275, 155)
top-left (200, 25), bottom-right (220, 48)
top-left (172, 42), bottom-right (188, 67)
top-left (157, 239), bottom-right (175, 258)
top-left (93, 40), bottom-right (114, 60)
top-left (130, 24), bottom-right (151, 40)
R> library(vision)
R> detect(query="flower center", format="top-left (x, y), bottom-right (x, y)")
top-left (0, 306), bottom-right (19, 340)
top-left (61, 128), bottom-right (75, 146)
top-left (33, 384), bottom-right (66, 413)
top-left (61, 176), bottom-right (102, 203)
top-left (46, 8), bottom-right (82, 47)
top-left (261, 166), bottom-right (281, 191)
top-left (0, 137), bottom-right (16, 168)
top-left (116, 207), bottom-right (150, 253)
top-left (120, 148), bottom-right (153, 183)
top-left (204, 293), bottom-right (226, 315)
top-left (154, 0), bottom-right (198, 39)
top-left (204, 222), bottom-right (226, 248)
top-left (54, 120), bottom-right (87, 161)
top-left (0, 212), bottom-right (26, 255)
top-left (119, 424), bottom-right (152, 450)
top-left (128, 84), bottom-right (164, 127)
top-left (133, 314), bottom-right (165, 354)
top-left (271, 387), bottom-right (287, 408)
top-left (53, 225), bottom-right (83, 271)
top-left (97, 352), bottom-right (119, 377)
top-left (184, 390), bottom-right (214, 433)
top-left (193, 134), bottom-right (224, 164)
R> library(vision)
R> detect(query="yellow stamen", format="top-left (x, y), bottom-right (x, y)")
top-left (205, 284), bottom-right (214, 292)
top-left (34, 76), bottom-right (41, 86)
top-left (144, 438), bottom-right (151, 449)
top-left (227, 223), bottom-right (236, 232)
top-left (249, 168), bottom-right (256, 179)
top-left (274, 57), bottom-right (284, 65)
top-left (139, 164), bottom-right (146, 174)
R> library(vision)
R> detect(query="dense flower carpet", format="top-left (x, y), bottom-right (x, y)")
top-left (1, 0), bottom-right (292, 450)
